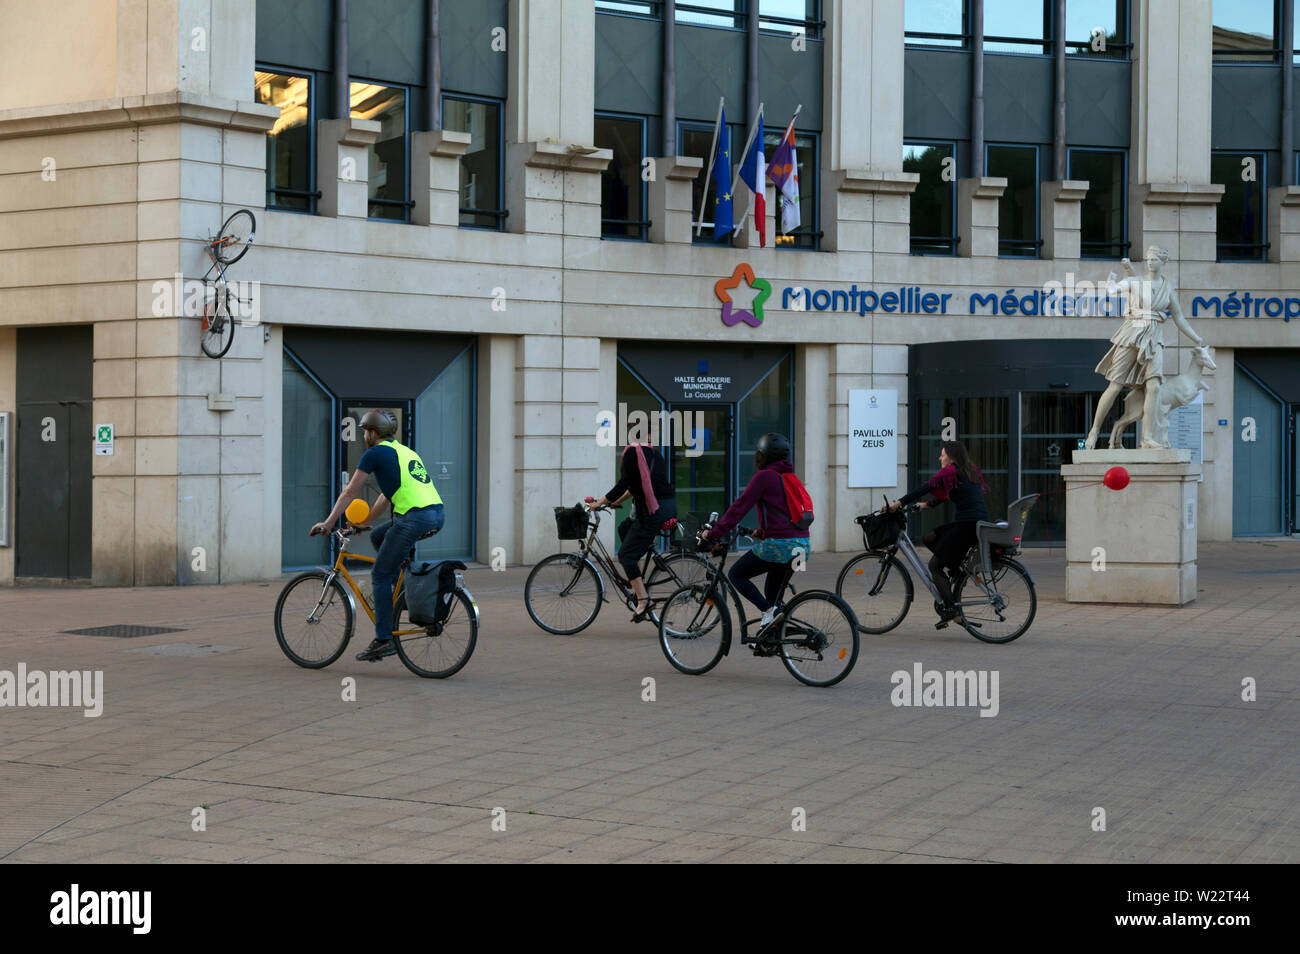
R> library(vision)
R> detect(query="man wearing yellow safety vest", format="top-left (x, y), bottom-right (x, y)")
top-left (311, 409), bottom-right (444, 661)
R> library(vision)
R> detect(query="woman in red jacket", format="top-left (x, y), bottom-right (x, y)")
top-left (701, 433), bottom-right (808, 632)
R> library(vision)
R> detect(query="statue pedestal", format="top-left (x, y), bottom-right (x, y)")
top-left (1061, 449), bottom-right (1199, 605)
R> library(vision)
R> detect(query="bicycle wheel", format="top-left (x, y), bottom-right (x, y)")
top-left (200, 287), bottom-right (235, 359)
top-left (274, 571), bottom-right (354, 668)
top-left (835, 551), bottom-right (913, 634)
top-left (776, 590), bottom-right (860, 687)
top-left (524, 553), bottom-right (603, 635)
top-left (393, 589), bottom-right (478, 678)
top-left (658, 583), bottom-right (730, 675)
top-left (215, 208), bottom-right (256, 264)
top-left (953, 556), bottom-right (1037, 644)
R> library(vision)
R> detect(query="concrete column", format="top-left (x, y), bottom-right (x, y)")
top-left (1130, 0), bottom-right (1213, 187)
top-left (515, 334), bottom-right (564, 564)
top-left (507, 0), bottom-right (595, 148)
top-left (826, 343), bottom-right (909, 552)
top-left (822, 0), bottom-right (905, 173)
top-left (1130, 182), bottom-right (1224, 265)
top-left (476, 335), bottom-right (517, 565)
top-left (1040, 180), bottom-right (1089, 261)
top-left (957, 177), bottom-right (1006, 258)
top-left (1267, 185), bottom-right (1300, 262)
top-left (647, 156), bottom-right (703, 244)
top-left (505, 142), bottom-right (610, 236)
top-left (411, 129), bottom-right (471, 227)
top-left (316, 118), bottom-right (380, 218)
top-left (795, 344), bottom-right (831, 553)
top-left (822, 170), bottom-right (919, 254)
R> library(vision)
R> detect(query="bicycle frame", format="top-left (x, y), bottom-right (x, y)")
top-left (890, 526), bottom-right (1000, 608)
top-left (567, 508), bottom-right (690, 606)
top-left (320, 530), bottom-right (476, 636)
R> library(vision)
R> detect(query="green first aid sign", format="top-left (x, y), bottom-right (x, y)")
top-left (95, 424), bottom-right (114, 456)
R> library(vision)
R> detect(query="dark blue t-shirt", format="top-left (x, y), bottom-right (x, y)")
top-left (356, 444), bottom-right (401, 501)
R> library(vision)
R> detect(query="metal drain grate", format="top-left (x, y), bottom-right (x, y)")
top-left (60, 624), bottom-right (186, 638)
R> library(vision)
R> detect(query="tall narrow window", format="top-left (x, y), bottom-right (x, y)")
top-left (443, 95), bottom-right (504, 229)
top-left (350, 82), bottom-right (408, 222)
top-left (1066, 0), bottom-right (1127, 58)
top-left (905, 0), bottom-right (966, 48)
top-left (595, 113), bottom-right (648, 240)
top-left (257, 70), bottom-right (313, 213)
top-left (984, 0), bottom-right (1050, 54)
top-left (1213, 152), bottom-right (1267, 262)
top-left (1213, 0), bottom-right (1277, 60)
top-left (987, 144), bottom-right (1040, 257)
top-left (905, 141), bottom-right (957, 255)
top-left (1069, 148), bottom-right (1127, 259)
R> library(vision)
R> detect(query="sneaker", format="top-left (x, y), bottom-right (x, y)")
top-left (758, 607), bottom-right (776, 629)
top-left (355, 638), bottom-right (397, 661)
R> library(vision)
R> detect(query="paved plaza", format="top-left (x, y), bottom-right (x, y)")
top-left (1, 541), bottom-right (1297, 864)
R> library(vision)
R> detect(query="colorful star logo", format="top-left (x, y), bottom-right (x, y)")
top-left (715, 263), bottom-right (772, 328)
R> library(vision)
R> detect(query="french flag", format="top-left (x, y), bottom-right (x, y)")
top-left (738, 109), bottom-right (766, 247)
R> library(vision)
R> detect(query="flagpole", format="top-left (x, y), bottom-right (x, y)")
top-left (731, 103), bottom-right (763, 234)
top-left (694, 96), bottom-right (725, 236)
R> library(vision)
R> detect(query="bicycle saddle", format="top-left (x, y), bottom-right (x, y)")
top-left (415, 527), bottom-right (441, 541)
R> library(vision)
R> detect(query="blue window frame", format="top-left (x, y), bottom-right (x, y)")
top-left (1068, 147), bottom-right (1129, 259)
top-left (595, 111), bottom-right (649, 240)
top-left (443, 93), bottom-right (506, 230)
top-left (987, 143), bottom-right (1041, 257)
top-left (256, 67), bottom-right (318, 214)
top-left (905, 139), bottom-right (958, 255)
top-left (350, 79), bottom-right (412, 223)
top-left (1213, 151), bottom-right (1268, 262)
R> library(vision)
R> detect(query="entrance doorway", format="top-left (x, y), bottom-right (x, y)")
top-left (16, 326), bottom-right (93, 580)
top-left (669, 405), bottom-right (732, 528)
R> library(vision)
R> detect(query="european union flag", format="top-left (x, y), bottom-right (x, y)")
top-left (712, 108), bottom-right (733, 240)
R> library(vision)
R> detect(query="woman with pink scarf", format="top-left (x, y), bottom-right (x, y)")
top-left (588, 443), bottom-right (676, 621)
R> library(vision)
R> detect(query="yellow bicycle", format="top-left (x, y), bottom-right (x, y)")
top-left (273, 500), bottom-right (478, 678)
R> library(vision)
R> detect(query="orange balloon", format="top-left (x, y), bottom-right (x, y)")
top-left (345, 499), bottom-right (371, 524)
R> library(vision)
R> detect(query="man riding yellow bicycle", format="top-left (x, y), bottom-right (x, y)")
top-left (311, 409), bottom-right (444, 661)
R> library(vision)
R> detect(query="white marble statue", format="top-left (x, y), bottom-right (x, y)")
top-left (1083, 246), bottom-right (1208, 450)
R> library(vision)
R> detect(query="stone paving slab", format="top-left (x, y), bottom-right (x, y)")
top-left (0, 540), bottom-right (1297, 863)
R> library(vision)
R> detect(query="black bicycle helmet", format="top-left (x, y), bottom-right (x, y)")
top-left (756, 432), bottom-right (791, 465)
top-left (359, 408), bottom-right (398, 440)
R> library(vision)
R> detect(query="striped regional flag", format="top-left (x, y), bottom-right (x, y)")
top-left (766, 112), bottom-right (800, 235)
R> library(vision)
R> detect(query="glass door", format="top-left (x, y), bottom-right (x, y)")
top-left (669, 405), bottom-right (732, 533)
top-left (341, 401), bottom-right (408, 558)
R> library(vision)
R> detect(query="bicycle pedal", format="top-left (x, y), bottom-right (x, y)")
top-left (934, 620), bottom-right (949, 630)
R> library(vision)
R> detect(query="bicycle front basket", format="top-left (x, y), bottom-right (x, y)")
top-left (554, 505), bottom-right (590, 540)
top-left (857, 511), bottom-right (905, 550)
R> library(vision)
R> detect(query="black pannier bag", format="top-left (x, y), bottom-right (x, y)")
top-left (554, 505), bottom-right (589, 540)
top-left (856, 510), bottom-right (906, 550)
top-left (405, 560), bottom-right (466, 626)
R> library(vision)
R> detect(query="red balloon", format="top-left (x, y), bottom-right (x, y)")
top-left (1103, 466), bottom-right (1130, 490)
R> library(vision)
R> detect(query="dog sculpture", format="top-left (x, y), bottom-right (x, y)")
top-left (1108, 345), bottom-right (1216, 449)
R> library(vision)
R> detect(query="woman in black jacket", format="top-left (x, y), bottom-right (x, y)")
top-left (890, 440), bottom-right (988, 618)
top-left (588, 443), bottom-right (676, 621)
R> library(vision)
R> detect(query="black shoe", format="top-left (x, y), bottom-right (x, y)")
top-left (355, 638), bottom-right (397, 661)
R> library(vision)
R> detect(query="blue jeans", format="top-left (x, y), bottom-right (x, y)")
top-left (369, 505), bottom-right (444, 640)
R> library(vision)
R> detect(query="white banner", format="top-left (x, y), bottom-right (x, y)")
top-left (848, 389), bottom-right (898, 488)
